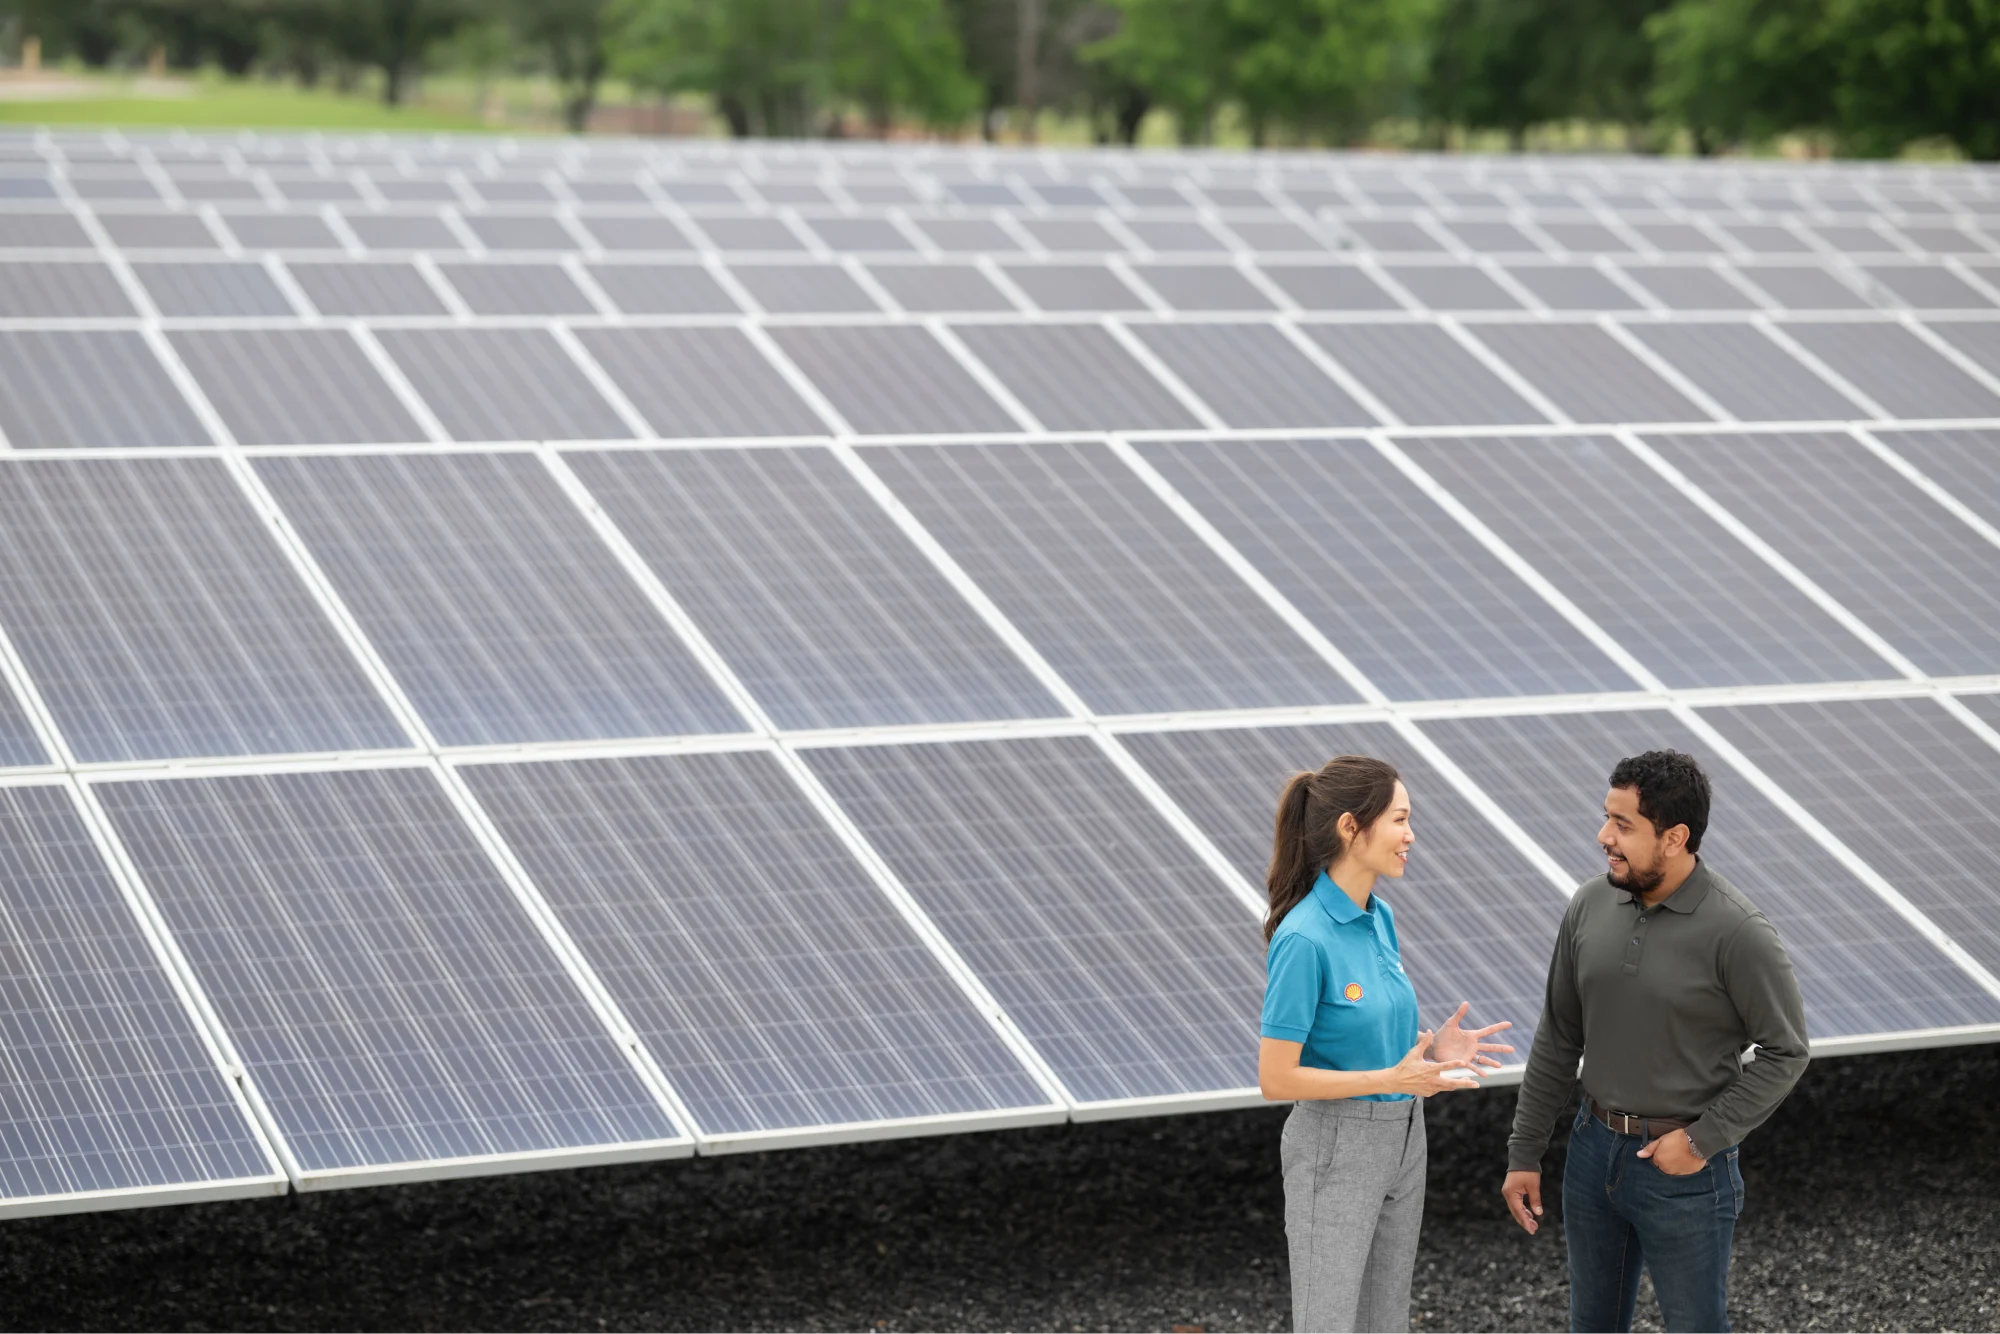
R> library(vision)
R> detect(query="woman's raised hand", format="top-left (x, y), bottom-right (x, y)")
top-left (1430, 1002), bottom-right (1515, 1070)
top-left (1388, 1030), bottom-right (1479, 1097)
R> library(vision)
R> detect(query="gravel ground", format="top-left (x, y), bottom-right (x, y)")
top-left (1, 1044), bottom-right (1993, 1332)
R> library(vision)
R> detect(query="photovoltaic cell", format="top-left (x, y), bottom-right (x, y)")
top-left (1127, 324), bottom-right (1374, 430)
top-left (1121, 722), bottom-right (1562, 1042)
top-left (1502, 265), bottom-right (1641, 311)
top-left (463, 751), bottom-right (1051, 1135)
top-left (568, 446), bottom-right (1060, 730)
top-left (913, 218), bottom-right (1019, 253)
top-left (804, 735), bottom-right (1264, 1104)
top-left (0, 784), bottom-right (277, 1204)
top-left (96, 768), bottom-right (680, 1175)
top-left (1395, 435), bottom-right (1888, 687)
top-left (1874, 428), bottom-right (2000, 531)
top-left (686, 215), bottom-right (805, 252)
top-left (1646, 431), bottom-right (2000, 675)
top-left (344, 214), bottom-right (460, 251)
top-left (867, 441), bottom-right (1360, 715)
top-left (1925, 323), bottom-right (2000, 382)
top-left (169, 329), bottom-right (424, 446)
top-left (282, 261), bottom-right (448, 317)
top-left (1422, 709), bottom-right (2000, 1036)
top-left (767, 325), bottom-right (1016, 435)
top-left (1303, 323), bottom-right (1548, 426)
top-left (1385, 264), bottom-right (1522, 311)
top-left (585, 263), bottom-right (738, 315)
top-left (87, 213), bottom-right (202, 249)
top-left (949, 323), bottom-right (1200, 431)
top-left (436, 262), bottom-right (594, 316)
top-left (577, 215), bottom-right (692, 251)
top-left (131, 261), bottom-right (296, 318)
top-left (576, 328), bottom-right (827, 438)
top-left (220, 213), bottom-right (341, 251)
top-left (1136, 438), bottom-right (1630, 699)
top-left (1469, 322), bottom-right (1709, 423)
top-left (1778, 321), bottom-right (2000, 418)
top-left (0, 261), bottom-right (135, 317)
top-left (256, 451), bottom-right (744, 745)
top-left (729, 263), bottom-right (880, 314)
top-left (1261, 265), bottom-right (1399, 311)
top-left (1623, 323), bottom-right (1860, 421)
top-left (0, 331), bottom-right (211, 449)
top-left (863, 264), bottom-right (1013, 313)
top-left (1000, 263), bottom-right (1146, 312)
top-left (1130, 265), bottom-right (1276, 312)
top-left (1862, 266), bottom-right (1993, 310)
top-left (463, 215), bottom-right (573, 251)
top-left (1700, 698), bottom-right (2000, 982)
top-left (1740, 265), bottom-right (1869, 310)
top-left (376, 328), bottom-right (630, 441)
top-left (1618, 265), bottom-right (1757, 311)
top-left (0, 456), bottom-right (407, 761)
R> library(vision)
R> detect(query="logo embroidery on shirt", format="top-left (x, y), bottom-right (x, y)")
top-left (1343, 982), bottom-right (1364, 1001)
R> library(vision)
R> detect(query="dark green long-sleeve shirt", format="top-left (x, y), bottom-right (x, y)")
top-left (1507, 860), bottom-right (1810, 1170)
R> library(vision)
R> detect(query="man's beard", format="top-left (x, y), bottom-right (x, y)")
top-left (1608, 857), bottom-right (1665, 894)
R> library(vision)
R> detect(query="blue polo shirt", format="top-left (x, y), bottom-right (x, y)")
top-left (1261, 871), bottom-right (1422, 1101)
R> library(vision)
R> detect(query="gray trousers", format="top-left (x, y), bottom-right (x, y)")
top-left (1281, 1096), bottom-right (1427, 1334)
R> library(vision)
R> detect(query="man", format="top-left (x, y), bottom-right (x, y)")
top-left (1501, 750), bottom-right (1809, 1333)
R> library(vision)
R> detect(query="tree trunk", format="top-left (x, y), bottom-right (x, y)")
top-left (719, 94), bottom-right (752, 137)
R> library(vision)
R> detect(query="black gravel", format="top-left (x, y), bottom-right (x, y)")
top-left (2, 1044), bottom-right (1994, 1332)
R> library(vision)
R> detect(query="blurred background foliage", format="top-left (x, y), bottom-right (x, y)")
top-left (0, 0), bottom-right (1995, 157)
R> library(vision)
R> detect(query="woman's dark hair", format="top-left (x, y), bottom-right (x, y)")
top-left (1265, 755), bottom-right (1401, 940)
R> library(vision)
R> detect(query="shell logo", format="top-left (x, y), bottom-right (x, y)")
top-left (1343, 982), bottom-right (1364, 1002)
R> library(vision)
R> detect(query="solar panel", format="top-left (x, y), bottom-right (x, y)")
top-left (462, 214), bottom-right (573, 251)
top-left (343, 213), bottom-right (459, 251)
top-left (1699, 698), bottom-right (2000, 980)
top-left (1303, 323), bottom-right (1548, 426)
top-left (1130, 265), bottom-right (1275, 312)
top-left (864, 440), bottom-right (1361, 715)
top-left (96, 767), bottom-right (683, 1177)
top-left (913, 218), bottom-right (1019, 252)
top-left (1126, 324), bottom-right (1375, 429)
top-left (1386, 263), bottom-right (1523, 311)
top-left (0, 260), bottom-right (135, 317)
top-left (169, 329), bottom-right (424, 446)
top-left (1394, 435), bottom-right (1891, 687)
top-left (1121, 722), bottom-right (1562, 1043)
top-left (1503, 265), bottom-right (1641, 311)
top-left (729, 262), bottom-right (881, 314)
top-left (91, 212), bottom-right (211, 249)
top-left (567, 446), bottom-right (1061, 729)
top-left (0, 331), bottom-right (210, 449)
top-left (574, 327), bottom-right (825, 439)
top-left (1618, 265), bottom-right (1757, 311)
top-left (1778, 321), bottom-right (2000, 418)
top-left (864, 263), bottom-right (1013, 312)
top-left (282, 261), bottom-right (448, 317)
top-left (1916, 322), bottom-right (2000, 384)
top-left (1874, 427), bottom-right (2000, 527)
top-left (1001, 262), bottom-right (1146, 312)
top-left (767, 325), bottom-right (1015, 435)
top-left (1623, 322), bottom-right (1861, 421)
top-left (1260, 264), bottom-right (1399, 310)
top-left (576, 214), bottom-right (692, 251)
top-left (0, 456), bottom-right (411, 762)
top-left (1422, 709), bottom-right (2000, 1037)
top-left (803, 735), bottom-right (1264, 1105)
top-left (375, 328), bottom-right (629, 441)
top-left (1740, 265), bottom-right (1871, 310)
top-left (130, 261), bottom-right (296, 317)
top-left (949, 323), bottom-right (1200, 430)
top-left (219, 213), bottom-right (341, 251)
top-left (685, 215), bottom-right (804, 252)
top-left (436, 261), bottom-right (594, 316)
top-left (1123, 220), bottom-right (1227, 253)
top-left (1863, 265), bottom-right (1993, 310)
top-left (1469, 322), bottom-right (1709, 423)
top-left (462, 751), bottom-right (1055, 1137)
top-left (256, 451), bottom-right (745, 746)
top-left (0, 783), bottom-right (280, 1210)
top-left (1135, 437), bottom-right (1630, 699)
top-left (1646, 431), bottom-right (2000, 675)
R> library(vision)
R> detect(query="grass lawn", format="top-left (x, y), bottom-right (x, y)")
top-left (0, 76), bottom-right (496, 132)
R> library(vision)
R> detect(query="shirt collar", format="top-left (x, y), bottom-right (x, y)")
top-left (1615, 858), bottom-right (1712, 914)
top-left (1312, 870), bottom-right (1369, 923)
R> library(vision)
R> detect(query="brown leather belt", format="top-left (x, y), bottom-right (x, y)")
top-left (1587, 1096), bottom-right (1691, 1138)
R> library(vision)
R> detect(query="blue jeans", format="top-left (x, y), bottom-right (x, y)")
top-left (1563, 1104), bottom-right (1744, 1333)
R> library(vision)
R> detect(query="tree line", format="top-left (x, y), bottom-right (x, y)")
top-left (6, 0), bottom-right (1998, 157)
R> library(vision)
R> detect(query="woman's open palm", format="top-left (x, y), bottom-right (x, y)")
top-left (1431, 1002), bottom-right (1514, 1068)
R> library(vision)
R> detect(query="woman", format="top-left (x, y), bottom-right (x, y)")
top-left (1259, 754), bottom-right (1513, 1334)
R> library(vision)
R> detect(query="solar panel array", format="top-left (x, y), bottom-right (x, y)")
top-left (2, 127), bottom-right (1999, 1218)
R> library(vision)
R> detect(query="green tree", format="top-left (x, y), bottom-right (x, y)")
top-left (1088, 0), bottom-right (1234, 142)
top-left (1647, 0), bottom-right (1837, 152)
top-left (511, 0), bottom-right (612, 131)
top-left (1227, 0), bottom-right (1434, 144)
top-left (1422, 0), bottom-right (1552, 148)
top-left (1823, 0), bottom-right (2000, 159)
top-left (611, 0), bottom-right (825, 135)
top-left (835, 0), bottom-right (981, 130)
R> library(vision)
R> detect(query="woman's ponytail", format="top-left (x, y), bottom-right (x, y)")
top-left (1263, 755), bottom-right (1401, 940)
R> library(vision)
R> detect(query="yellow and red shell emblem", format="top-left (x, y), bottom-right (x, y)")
top-left (1343, 982), bottom-right (1364, 1002)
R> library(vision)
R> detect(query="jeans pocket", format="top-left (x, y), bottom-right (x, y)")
top-left (1727, 1150), bottom-right (1745, 1218)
